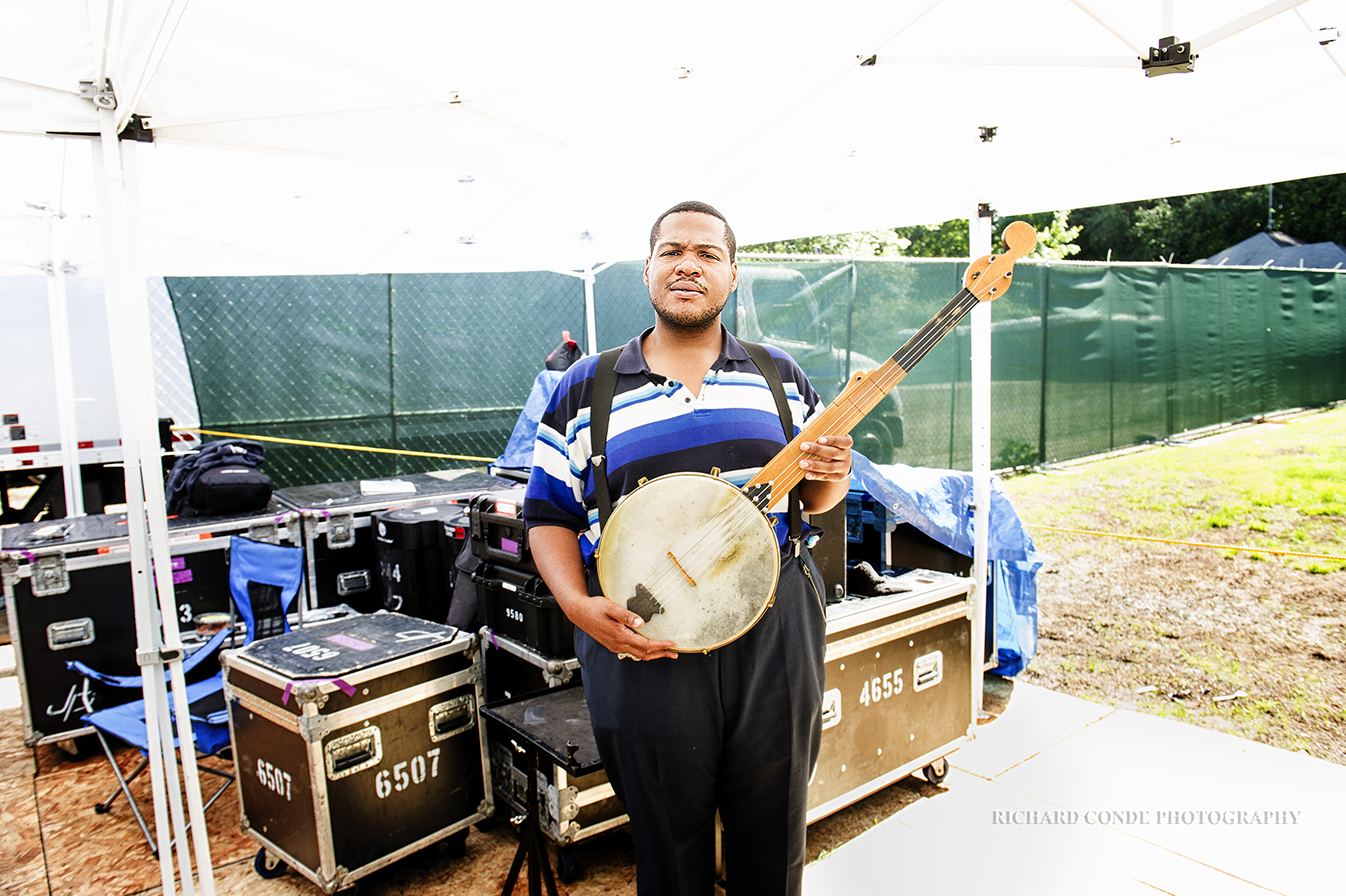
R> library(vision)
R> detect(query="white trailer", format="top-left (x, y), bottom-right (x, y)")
top-left (0, 276), bottom-right (199, 523)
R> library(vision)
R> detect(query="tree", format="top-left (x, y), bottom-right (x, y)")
top-left (1070, 172), bottom-right (1346, 263)
top-left (742, 210), bottom-right (1080, 259)
top-left (741, 172), bottom-right (1346, 264)
top-left (1273, 173), bottom-right (1346, 246)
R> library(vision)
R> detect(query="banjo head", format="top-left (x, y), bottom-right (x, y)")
top-left (596, 471), bottom-right (780, 653)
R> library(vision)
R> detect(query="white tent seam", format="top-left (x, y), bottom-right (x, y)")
top-left (1068, 0), bottom-right (1145, 56)
top-left (188, 7), bottom-right (438, 97)
top-left (1297, 8), bottom-right (1346, 81)
top-left (118, 0), bottom-right (193, 135)
top-left (1194, 0), bottom-right (1308, 52)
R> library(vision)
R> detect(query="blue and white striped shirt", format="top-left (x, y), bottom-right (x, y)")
top-left (523, 327), bottom-right (822, 565)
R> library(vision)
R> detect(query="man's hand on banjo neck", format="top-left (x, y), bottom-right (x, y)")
top-left (796, 433), bottom-right (854, 513)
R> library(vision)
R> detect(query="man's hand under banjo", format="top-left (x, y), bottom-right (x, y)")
top-left (529, 432), bottom-right (852, 663)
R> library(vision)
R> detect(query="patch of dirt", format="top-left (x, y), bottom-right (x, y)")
top-left (1017, 516), bottom-right (1346, 765)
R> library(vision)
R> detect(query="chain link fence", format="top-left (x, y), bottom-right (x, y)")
top-left (166, 271), bottom-right (584, 486)
top-left (167, 260), bottom-right (1345, 488)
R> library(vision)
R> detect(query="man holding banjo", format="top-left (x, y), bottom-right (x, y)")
top-left (523, 200), bottom-right (853, 895)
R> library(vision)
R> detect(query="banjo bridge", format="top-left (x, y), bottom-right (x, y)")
top-left (629, 583), bottom-right (665, 624)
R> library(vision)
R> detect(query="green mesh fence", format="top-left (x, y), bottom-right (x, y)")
top-left (167, 260), bottom-right (1345, 487)
top-left (166, 271), bottom-right (584, 486)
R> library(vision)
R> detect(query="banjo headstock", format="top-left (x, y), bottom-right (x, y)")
top-left (963, 220), bottom-right (1037, 301)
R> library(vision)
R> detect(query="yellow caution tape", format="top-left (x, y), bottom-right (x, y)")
top-left (1026, 524), bottom-right (1346, 563)
top-left (174, 426), bottom-right (496, 464)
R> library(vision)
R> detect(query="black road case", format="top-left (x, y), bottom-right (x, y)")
top-left (274, 471), bottom-right (511, 614)
top-left (0, 502), bottom-right (298, 745)
top-left (473, 562), bottom-right (574, 656)
top-left (468, 492), bottom-right (536, 574)
top-left (479, 626), bottom-right (581, 704)
top-left (221, 612), bottom-right (491, 894)
top-left (372, 503), bottom-right (467, 622)
top-left (482, 685), bottom-right (628, 881)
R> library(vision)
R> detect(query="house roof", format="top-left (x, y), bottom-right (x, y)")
top-left (1196, 231), bottom-right (1346, 269)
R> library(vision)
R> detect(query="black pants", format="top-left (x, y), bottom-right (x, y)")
top-left (578, 551), bottom-right (827, 896)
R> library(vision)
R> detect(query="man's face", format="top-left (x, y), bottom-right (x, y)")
top-left (644, 211), bottom-right (737, 334)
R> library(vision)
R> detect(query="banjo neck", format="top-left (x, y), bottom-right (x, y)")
top-left (743, 220), bottom-right (1038, 508)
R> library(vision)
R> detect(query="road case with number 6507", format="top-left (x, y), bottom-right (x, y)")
top-left (222, 612), bottom-right (491, 894)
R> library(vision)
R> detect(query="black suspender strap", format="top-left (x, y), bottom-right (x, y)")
top-left (590, 347), bottom-right (624, 529)
top-left (589, 340), bottom-right (801, 545)
top-left (739, 340), bottom-right (804, 548)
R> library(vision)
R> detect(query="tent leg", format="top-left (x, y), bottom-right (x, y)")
top-left (969, 210), bottom-right (992, 721)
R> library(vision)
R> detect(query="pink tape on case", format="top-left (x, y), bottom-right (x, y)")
top-left (281, 678), bottom-right (356, 706)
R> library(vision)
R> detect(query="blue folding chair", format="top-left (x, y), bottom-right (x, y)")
top-left (226, 535), bottom-right (305, 644)
top-left (69, 535), bottom-right (304, 855)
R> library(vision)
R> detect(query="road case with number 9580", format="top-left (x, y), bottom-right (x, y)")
top-left (222, 612), bottom-right (491, 894)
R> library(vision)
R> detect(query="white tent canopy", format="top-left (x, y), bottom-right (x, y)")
top-left (3, 0), bottom-right (1344, 276)
top-left (3, 2), bottom-right (1344, 892)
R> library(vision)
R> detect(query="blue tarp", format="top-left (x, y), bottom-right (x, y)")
top-left (495, 369), bottom-right (565, 470)
top-left (851, 453), bottom-right (1041, 677)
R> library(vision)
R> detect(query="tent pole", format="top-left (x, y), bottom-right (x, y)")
top-left (551, 257), bottom-right (616, 355)
top-left (90, 127), bottom-right (178, 896)
top-left (92, 111), bottom-right (215, 894)
top-left (43, 210), bottom-right (85, 517)
top-left (584, 266), bottom-right (598, 354)
top-left (582, 231), bottom-right (599, 353)
top-left (969, 118), bottom-right (994, 723)
top-left (969, 212), bottom-right (992, 721)
top-left (124, 137), bottom-right (217, 895)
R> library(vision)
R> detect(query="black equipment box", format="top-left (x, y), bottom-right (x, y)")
top-left (0, 502), bottom-right (298, 745)
top-left (844, 487), bottom-right (972, 578)
top-left (274, 471), bottom-right (511, 613)
top-left (221, 612), bottom-right (491, 894)
top-left (468, 492), bottom-right (535, 573)
top-left (806, 570), bottom-right (976, 822)
top-left (372, 503), bottom-right (468, 622)
top-left (480, 626), bottom-right (581, 704)
top-left (472, 562), bottom-right (574, 656)
top-left (482, 686), bottom-right (628, 861)
top-left (819, 488), bottom-right (995, 669)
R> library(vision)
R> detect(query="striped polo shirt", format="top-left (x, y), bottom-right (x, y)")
top-left (523, 327), bottom-right (823, 566)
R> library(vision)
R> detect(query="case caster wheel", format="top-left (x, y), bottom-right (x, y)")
top-left (254, 848), bottom-right (288, 879)
top-left (442, 828), bottom-right (468, 860)
top-left (922, 757), bottom-right (948, 785)
top-left (557, 844), bottom-right (580, 883)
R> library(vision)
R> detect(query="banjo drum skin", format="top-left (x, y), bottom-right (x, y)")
top-left (595, 472), bottom-right (780, 653)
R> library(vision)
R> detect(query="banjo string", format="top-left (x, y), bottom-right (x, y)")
top-left (754, 288), bottom-right (983, 493)
top-left (641, 492), bottom-right (767, 603)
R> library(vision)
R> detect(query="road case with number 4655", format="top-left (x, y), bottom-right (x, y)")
top-left (806, 569), bottom-right (976, 822)
top-left (221, 612), bottom-right (492, 894)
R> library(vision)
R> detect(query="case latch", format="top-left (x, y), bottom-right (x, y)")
top-left (31, 553), bottom-right (70, 596)
top-left (246, 521), bottom-right (278, 543)
top-left (325, 512), bottom-right (356, 550)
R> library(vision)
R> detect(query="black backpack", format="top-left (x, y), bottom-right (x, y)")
top-left (164, 439), bottom-right (273, 517)
top-left (544, 330), bottom-right (583, 371)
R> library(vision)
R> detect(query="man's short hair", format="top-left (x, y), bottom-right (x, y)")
top-left (649, 200), bottom-right (736, 259)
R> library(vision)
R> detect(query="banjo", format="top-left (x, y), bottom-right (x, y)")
top-left (595, 221), bottom-right (1038, 652)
